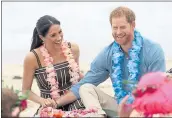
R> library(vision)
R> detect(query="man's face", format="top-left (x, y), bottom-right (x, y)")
top-left (111, 16), bottom-right (135, 46)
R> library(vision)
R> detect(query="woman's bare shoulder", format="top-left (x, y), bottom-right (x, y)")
top-left (24, 48), bottom-right (41, 61)
top-left (70, 42), bottom-right (79, 54)
top-left (23, 50), bottom-right (39, 68)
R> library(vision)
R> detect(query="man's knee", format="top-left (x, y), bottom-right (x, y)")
top-left (79, 83), bottom-right (96, 95)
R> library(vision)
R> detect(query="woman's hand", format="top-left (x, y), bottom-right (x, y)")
top-left (40, 98), bottom-right (57, 108)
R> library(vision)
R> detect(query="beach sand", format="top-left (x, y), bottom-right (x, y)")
top-left (2, 60), bottom-right (172, 117)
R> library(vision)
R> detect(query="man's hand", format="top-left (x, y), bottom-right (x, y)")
top-left (118, 95), bottom-right (133, 117)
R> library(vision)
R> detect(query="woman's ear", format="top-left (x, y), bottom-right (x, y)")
top-left (39, 35), bottom-right (44, 42)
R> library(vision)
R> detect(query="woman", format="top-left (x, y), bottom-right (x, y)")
top-left (22, 15), bottom-right (85, 116)
top-left (129, 72), bottom-right (172, 117)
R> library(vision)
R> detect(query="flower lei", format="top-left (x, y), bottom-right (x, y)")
top-left (40, 40), bottom-right (80, 99)
top-left (61, 41), bottom-right (80, 84)
top-left (132, 72), bottom-right (172, 117)
top-left (40, 107), bottom-right (98, 117)
top-left (111, 30), bottom-right (143, 104)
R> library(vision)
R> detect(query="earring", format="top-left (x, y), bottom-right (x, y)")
top-left (42, 39), bottom-right (45, 44)
top-left (42, 38), bottom-right (45, 43)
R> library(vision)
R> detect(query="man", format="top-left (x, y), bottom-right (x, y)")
top-left (55, 6), bottom-right (166, 117)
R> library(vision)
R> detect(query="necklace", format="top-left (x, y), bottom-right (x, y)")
top-left (40, 41), bottom-right (80, 99)
top-left (111, 30), bottom-right (143, 104)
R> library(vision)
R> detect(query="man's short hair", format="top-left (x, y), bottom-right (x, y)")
top-left (109, 6), bottom-right (136, 24)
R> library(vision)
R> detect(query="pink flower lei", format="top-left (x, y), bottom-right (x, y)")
top-left (40, 40), bottom-right (80, 99)
top-left (40, 107), bottom-right (98, 117)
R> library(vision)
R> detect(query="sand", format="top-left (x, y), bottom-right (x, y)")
top-left (2, 60), bottom-right (172, 117)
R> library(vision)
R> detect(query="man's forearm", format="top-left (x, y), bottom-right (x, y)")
top-left (55, 91), bottom-right (77, 107)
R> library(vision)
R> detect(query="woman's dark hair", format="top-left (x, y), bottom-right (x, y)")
top-left (30, 15), bottom-right (61, 51)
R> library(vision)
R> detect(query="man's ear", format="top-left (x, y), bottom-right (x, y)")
top-left (39, 35), bottom-right (44, 41)
top-left (131, 21), bottom-right (136, 29)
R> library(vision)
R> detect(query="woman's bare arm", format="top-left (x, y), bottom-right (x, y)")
top-left (22, 52), bottom-right (44, 105)
top-left (71, 42), bottom-right (80, 65)
top-left (71, 42), bottom-right (84, 78)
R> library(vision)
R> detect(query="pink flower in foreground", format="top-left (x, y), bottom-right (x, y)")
top-left (20, 100), bottom-right (27, 110)
top-left (132, 72), bottom-right (172, 115)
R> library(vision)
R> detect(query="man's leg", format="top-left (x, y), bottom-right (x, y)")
top-left (79, 83), bottom-right (118, 116)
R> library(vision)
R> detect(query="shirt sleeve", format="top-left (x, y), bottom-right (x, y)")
top-left (147, 43), bottom-right (166, 72)
top-left (70, 49), bottom-right (110, 99)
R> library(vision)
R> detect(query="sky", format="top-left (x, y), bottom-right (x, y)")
top-left (2, 2), bottom-right (172, 66)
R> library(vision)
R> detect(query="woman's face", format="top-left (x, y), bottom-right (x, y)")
top-left (43, 24), bottom-right (64, 45)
